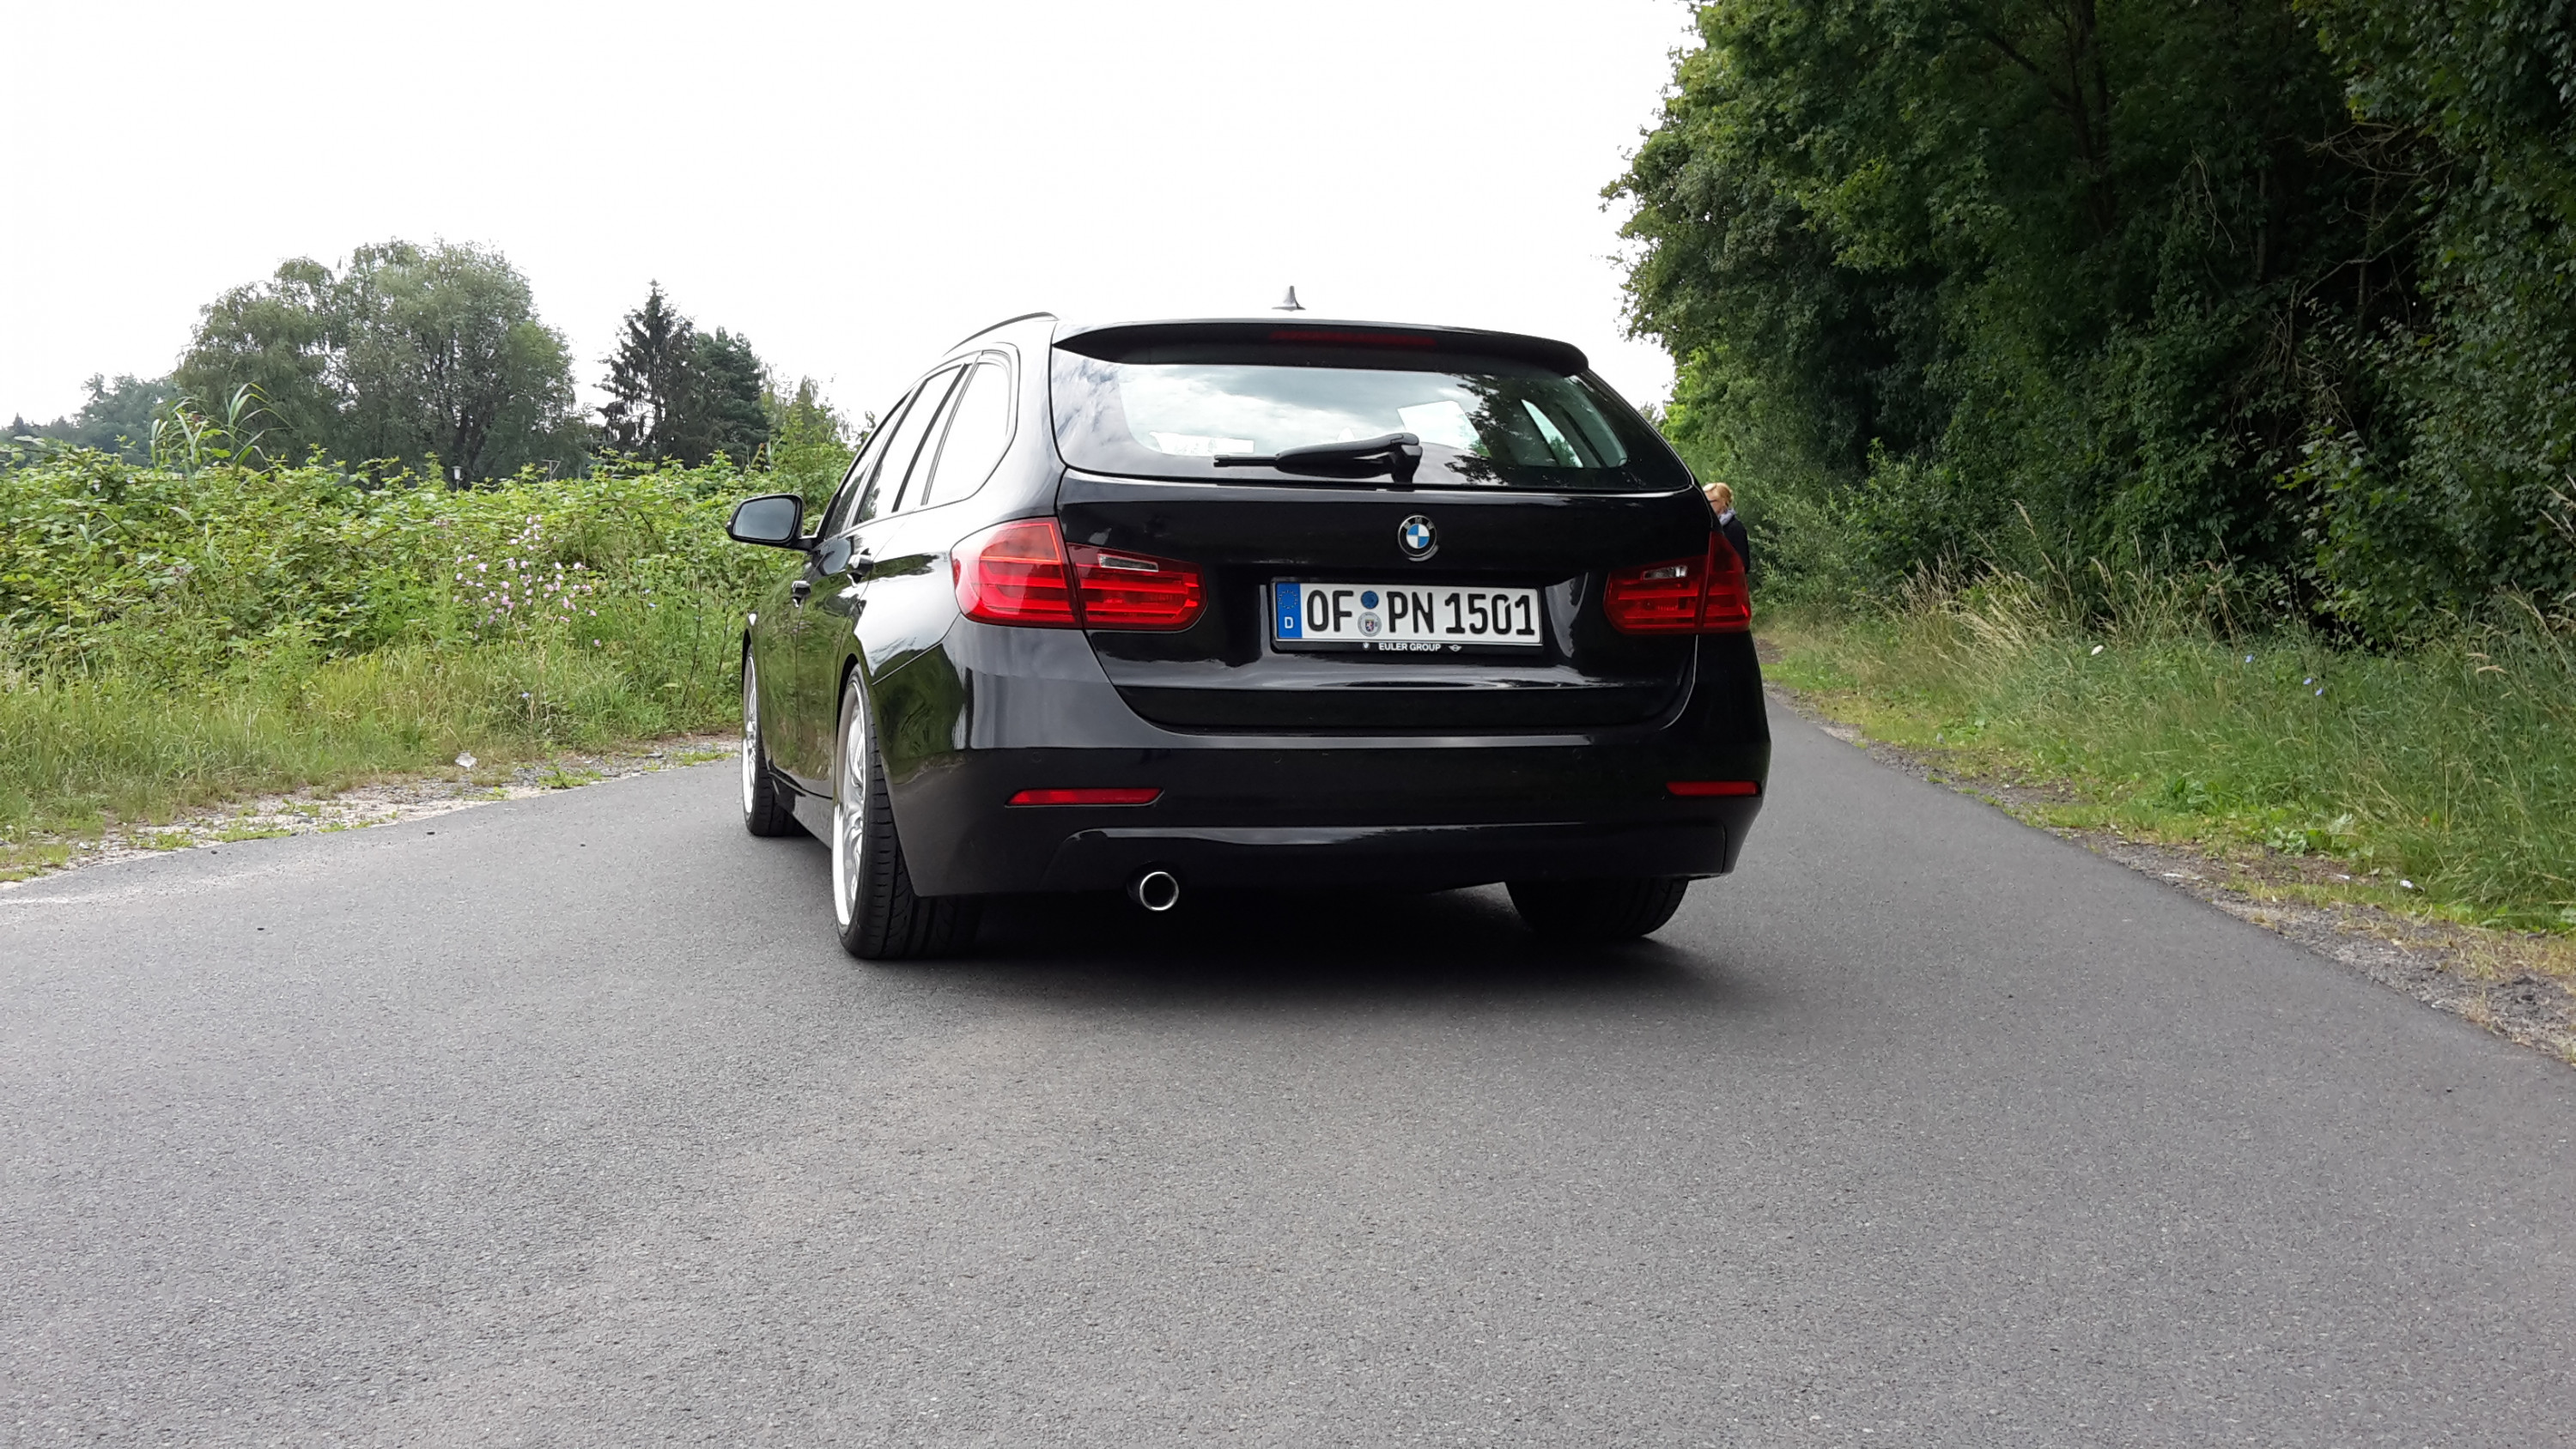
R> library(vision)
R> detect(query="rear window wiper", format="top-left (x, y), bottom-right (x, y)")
top-left (1215, 432), bottom-right (1422, 484)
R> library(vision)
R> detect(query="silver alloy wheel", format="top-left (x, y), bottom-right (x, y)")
top-left (740, 656), bottom-right (761, 817)
top-left (831, 705), bottom-right (868, 930)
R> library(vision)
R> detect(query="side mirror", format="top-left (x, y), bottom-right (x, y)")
top-left (726, 494), bottom-right (805, 549)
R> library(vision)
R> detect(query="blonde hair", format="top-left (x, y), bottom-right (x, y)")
top-left (1704, 481), bottom-right (1735, 513)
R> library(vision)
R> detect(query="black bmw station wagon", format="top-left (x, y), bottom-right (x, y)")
top-left (726, 314), bottom-right (1769, 958)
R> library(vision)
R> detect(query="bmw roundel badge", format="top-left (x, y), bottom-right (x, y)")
top-left (1397, 515), bottom-right (1437, 561)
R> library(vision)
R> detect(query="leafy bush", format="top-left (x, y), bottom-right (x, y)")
top-left (0, 444), bottom-right (772, 677)
top-left (0, 442), bottom-right (782, 848)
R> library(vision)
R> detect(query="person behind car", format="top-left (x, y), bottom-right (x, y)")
top-left (1704, 481), bottom-right (1751, 575)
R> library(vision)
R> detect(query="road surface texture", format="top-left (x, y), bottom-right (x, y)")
top-left (5, 715), bottom-right (2572, 1447)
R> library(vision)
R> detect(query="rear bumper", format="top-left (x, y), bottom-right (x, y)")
top-left (1032, 814), bottom-right (1753, 893)
top-left (852, 626), bottom-right (1771, 896)
top-left (891, 748), bottom-right (1762, 894)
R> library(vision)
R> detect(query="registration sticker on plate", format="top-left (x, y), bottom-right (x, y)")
top-left (1272, 581), bottom-right (1543, 651)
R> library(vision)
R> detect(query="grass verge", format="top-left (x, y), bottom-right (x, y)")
top-left (0, 637), bottom-right (734, 882)
top-left (1758, 586), bottom-right (2576, 937)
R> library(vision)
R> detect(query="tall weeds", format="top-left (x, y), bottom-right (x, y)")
top-left (0, 445), bottom-right (775, 854)
top-left (1771, 568), bottom-right (2576, 929)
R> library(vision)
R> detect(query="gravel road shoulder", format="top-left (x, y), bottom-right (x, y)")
top-left (0, 733), bottom-right (736, 890)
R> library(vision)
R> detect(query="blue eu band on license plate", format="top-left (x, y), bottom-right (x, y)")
top-left (1272, 580), bottom-right (1543, 649)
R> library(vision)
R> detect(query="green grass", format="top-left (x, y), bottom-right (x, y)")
top-left (0, 637), bottom-right (738, 876)
top-left (1762, 581), bottom-right (2576, 933)
top-left (0, 448), bottom-right (771, 875)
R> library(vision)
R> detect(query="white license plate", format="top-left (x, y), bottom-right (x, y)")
top-left (1271, 581), bottom-right (1543, 650)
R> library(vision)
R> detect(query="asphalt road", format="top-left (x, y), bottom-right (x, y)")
top-left (5, 712), bottom-right (2573, 1447)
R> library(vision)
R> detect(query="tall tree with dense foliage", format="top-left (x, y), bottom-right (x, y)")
top-left (687, 328), bottom-right (773, 465)
top-left (175, 241), bottom-right (582, 481)
top-left (600, 285), bottom-right (775, 466)
top-left (338, 242), bottom-right (584, 481)
top-left (174, 258), bottom-right (344, 456)
top-left (1612, 0), bottom-right (2575, 634)
top-left (599, 282), bottom-right (696, 460)
top-left (2293, 0), bottom-right (2576, 630)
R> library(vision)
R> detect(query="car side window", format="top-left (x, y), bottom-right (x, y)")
top-left (852, 367), bottom-right (963, 526)
top-left (884, 368), bottom-right (972, 516)
top-left (821, 391), bottom-right (910, 535)
top-left (909, 358), bottom-right (1014, 512)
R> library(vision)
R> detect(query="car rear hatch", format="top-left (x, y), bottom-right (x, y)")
top-left (1048, 319), bottom-right (1718, 733)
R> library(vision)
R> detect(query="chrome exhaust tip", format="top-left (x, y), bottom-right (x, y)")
top-left (1127, 868), bottom-right (1182, 913)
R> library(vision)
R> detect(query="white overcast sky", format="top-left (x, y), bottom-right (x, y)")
top-left (4, 1), bottom-right (1696, 427)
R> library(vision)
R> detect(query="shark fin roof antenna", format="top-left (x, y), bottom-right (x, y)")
top-left (1273, 286), bottom-right (1305, 312)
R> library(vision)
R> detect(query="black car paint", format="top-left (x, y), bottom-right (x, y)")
top-left (745, 313), bottom-right (1768, 897)
top-left (1057, 470), bottom-right (1710, 731)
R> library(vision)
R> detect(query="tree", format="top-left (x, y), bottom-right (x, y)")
top-left (10, 374), bottom-right (176, 460)
top-left (2293, 0), bottom-right (2576, 629)
top-left (1608, 0), bottom-right (2431, 623)
top-left (175, 258), bottom-right (343, 456)
top-left (336, 241), bottom-right (582, 480)
top-left (599, 282), bottom-right (696, 460)
top-left (175, 240), bottom-right (583, 481)
top-left (690, 329), bottom-right (773, 465)
top-left (600, 285), bottom-right (775, 466)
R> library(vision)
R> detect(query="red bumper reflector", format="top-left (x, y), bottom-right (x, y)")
top-left (1668, 780), bottom-right (1759, 797)
top-left (1005, 787), bottom-right (1163, 807)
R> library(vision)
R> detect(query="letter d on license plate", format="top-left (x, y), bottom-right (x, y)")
top-left (1271, 580), bottom-right (1542, 650)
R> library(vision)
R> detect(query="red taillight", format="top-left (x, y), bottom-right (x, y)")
top-left (1701, 530), bottom-right (1752, 632)
top-left (954, 519), bottom-right (1204, 631)
top-left (1068, 544), bottom-right (1204, 629)
top-left (955, 518), bottom-right (1078, 626)
top-left (1005, 787), bottom-right (1162, 807)
top-left (1603, 556), bottom-right (1705, 632)
top-left (1604, 533), bottom-right (1752, 634)
top-left (1668, 780), bottom-right (1760, 797)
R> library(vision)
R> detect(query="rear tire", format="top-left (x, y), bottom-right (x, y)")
top-left (741, 650), bottom-right (799, 838)
top-left (1506, 876), bottom-right (1690, 941)
top-left (830, 671), bottom-right (981, 960)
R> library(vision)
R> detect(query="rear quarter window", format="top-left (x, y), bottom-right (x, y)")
top-left (910, 358), bottom-right (1013, 511)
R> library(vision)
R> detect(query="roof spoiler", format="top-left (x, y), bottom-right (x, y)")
top-left (1053, 318), bottom-right (1589, 375)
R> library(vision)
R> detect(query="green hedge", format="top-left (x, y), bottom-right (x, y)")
top-left (0, 446), bottom-right (786, 851)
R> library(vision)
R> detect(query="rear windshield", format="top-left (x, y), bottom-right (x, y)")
top-left (1051, 343), bottom-right (1690, 492)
